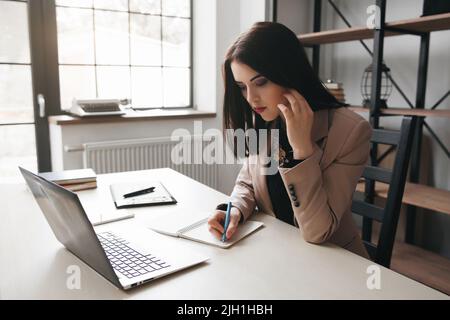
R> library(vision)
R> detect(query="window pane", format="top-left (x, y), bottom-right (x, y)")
top-left (163, 67), bottom-right (189, 107)
top-left (54, 0), bottom-right (191, 111)
top-left (131, 67), bottom-right (162, 108)
top-left (59, 66), bottom-right (96, 110)
top-left (95, 10), bottom-right (129, 65)
top-left (0, 1), bottom-right (30, 63)
top-left (130, 14), bottom-right (161, 66)
top-left (0, 65), bottom-right (33, 124)
top-left (162, 17), bottom-right (190, 67)
top-left (94, 0), bottom-right (128, 12)
top-left (130, 0), bottom-right (160, 15)
top-left (0, 124), bottom-right (37, 179)
top-left (96, 66), bottom-right (130, 99)
top-left (56, 0), bottom-right (93, 8)
top-left (162, 0), bottom-right (190, 18)
top-left (57, 7), bottom-right (95, 64)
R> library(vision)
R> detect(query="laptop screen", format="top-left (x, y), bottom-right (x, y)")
top-left (19, 167), bottom-right (121, 288)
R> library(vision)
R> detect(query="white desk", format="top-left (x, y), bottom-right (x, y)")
top-left (0, 168), bottom-right (447, 299)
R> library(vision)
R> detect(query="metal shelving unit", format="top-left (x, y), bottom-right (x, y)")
top-left (285, 0), bottom-right (450, 242)
top-left (272, 0), bottom-right (450, 293)
top-left (271, 0), bottom-right (450, 294)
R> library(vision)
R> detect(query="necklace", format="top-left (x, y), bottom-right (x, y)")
top-left (267, 117), bottom-right (291, 166)
top-left (278, 146), bottom-right (287, 165)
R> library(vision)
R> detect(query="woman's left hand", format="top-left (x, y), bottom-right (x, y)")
top-left (277, 89), bottom-right (315, 160)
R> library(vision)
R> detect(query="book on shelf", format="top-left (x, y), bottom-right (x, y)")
top-left (333, 96), bottom-right (346, 101)
top-left (329, 92), bottom-right (345, 97)
top-left (38, 168), bottom-right (97, 185)
top-left (324, 80), bottom-right (343, 90)
top-left (328, 88), bottom-right (344, 93)
top-left (324, 80), bottom-right (346, 102)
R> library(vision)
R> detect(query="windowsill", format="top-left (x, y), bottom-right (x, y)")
top-left (48, 108), bottom-right (217, 125)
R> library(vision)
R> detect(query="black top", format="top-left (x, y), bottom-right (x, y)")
top-left (266, 121), bottom-right (302, 226)
top-left (266, 169), bottom-right (296, 225)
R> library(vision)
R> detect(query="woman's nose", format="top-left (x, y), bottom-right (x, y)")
top-left (246, 87), bottom-right (259, 104)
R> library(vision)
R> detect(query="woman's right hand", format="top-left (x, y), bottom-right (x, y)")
top-left (207, 207), bottom-right (242, 241)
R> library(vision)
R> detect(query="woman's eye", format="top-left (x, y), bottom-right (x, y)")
top-left (255, 78), bottom-right (268, 86)
top-left (238, 85), bottom-right (246, 91)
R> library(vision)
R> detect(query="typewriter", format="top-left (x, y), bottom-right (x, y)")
top-left (69, 99), bottom-right (127, 117)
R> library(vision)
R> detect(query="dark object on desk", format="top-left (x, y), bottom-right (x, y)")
top-left (110, 181), bottom-right (176, 209)
top-left (123, 186), bottom-right (155, 198)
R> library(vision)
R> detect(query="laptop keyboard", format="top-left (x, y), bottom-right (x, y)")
top-left (98, 232), bottom-right (170, 279)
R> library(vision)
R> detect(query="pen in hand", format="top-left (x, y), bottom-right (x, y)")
top-left (123, 187), bottom-right (155, 198)
top-left (221, 201), bottom-right (232, 242)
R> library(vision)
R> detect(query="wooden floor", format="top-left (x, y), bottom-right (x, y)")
top-left (389, 240), bottom-right (450, 295)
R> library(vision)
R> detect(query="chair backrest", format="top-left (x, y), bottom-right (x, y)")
top-left (352, 116), bottom-right (417, 268)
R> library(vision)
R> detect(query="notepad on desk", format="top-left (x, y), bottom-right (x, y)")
top-left (148, 211), bottom-right (264, 248)
top-left (110, 181), bottom-right (177, 209)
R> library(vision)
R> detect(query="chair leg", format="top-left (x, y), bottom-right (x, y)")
top-left (362, 217), bottom-right (373, 242)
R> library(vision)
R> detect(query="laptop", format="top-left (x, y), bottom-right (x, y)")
top-left (19, 167), bottom-right (209, 290)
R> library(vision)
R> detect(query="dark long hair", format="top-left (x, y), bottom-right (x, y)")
top-left (223, 22), bottom-right (345, 156)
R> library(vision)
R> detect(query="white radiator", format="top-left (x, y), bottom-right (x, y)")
top-left (82, 136), bottom-right (219, 189)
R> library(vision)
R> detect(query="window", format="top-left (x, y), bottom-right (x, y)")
top-left (0, 0), bottom-right (37, 179)
top-left (55, 0), bottom-right (192, 110)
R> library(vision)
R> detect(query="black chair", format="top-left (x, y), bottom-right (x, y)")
top-left (352, 116), bottom-right (417, 268)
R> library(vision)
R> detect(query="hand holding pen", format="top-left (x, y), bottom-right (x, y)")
top-left (207, 201), bottom-right (242, 241)
top-left (222, 202), bottom-right (232, 242)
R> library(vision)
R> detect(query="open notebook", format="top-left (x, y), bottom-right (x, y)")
top-left (110, 181), bottom-right (176, 209)
top-left (148, 211), bottom-right (264, 249)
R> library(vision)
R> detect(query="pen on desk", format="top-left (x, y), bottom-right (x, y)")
top-left (123, 187), bottom-right (155, 198)
top-left (222, 201), bottom-right (232, 242)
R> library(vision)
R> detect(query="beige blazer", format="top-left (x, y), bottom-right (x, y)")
top-left (229, 107), bottom-right (372, 259)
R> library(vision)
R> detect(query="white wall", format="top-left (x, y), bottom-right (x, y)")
top-left (240, 0), bottom-right (267, 31)
top-left (194, 0), bottom-right (217, 113)
top-left (275, 0), bottom-right (312, 34)
top-left (277, 0), bottom-right (450, 257)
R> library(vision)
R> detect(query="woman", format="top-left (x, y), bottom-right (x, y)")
top-left (208, 22), bottom-right (371, 258)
